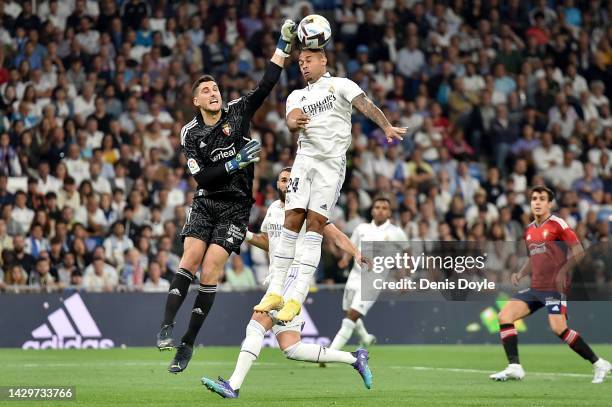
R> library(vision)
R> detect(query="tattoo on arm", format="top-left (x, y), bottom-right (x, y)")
top-left (352, 94), bottom-right (391, 129)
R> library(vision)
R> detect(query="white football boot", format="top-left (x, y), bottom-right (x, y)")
top-left (592, 359), bottom-right (611, 384)
top-left (489, 364), bottom-right (525, 381)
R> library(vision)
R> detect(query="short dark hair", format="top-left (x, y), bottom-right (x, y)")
top-left (299, 46), bottom-right (325, 55)
top-left (530, 185), bottom-right (555, 202)
top-left (36, 257), bottom-right (49, 266)
top-left (372, 195), bottom-right (391, 206)
top-left (191, 75), bottom-right (217, 96)
top-left (279, 167), bottom-right (292, 175)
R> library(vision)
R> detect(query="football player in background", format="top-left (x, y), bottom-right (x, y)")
top-left (491, 186), bottom-right (610, 383)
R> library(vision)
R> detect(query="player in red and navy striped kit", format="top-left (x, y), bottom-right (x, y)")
top-left (490, 186), bottom-right (611, 383)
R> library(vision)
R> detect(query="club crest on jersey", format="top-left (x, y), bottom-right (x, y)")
top-left (543, 230), bottom-right (549, 238)
top-left (328, 85), bottom-right (335, 94)
top-left (222, 123), bottom-right (231, 136)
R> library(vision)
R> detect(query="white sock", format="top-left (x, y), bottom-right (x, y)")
top-left (266, 228), bottom-right (299, 295)
top-left (354, 318), bottom-right (370, 342)
top-left (330, 318), bottom-right (355, 350)
top-left (285, 231), bottom-right (322, 304)
top-left (228, 320), bottom-right (266, 390)
top-left (284, 341), bottom-right (356, 364)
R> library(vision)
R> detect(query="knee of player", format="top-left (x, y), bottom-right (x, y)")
top-left (246, 319), bottom-right (267, 338)
top-left (346, 309), bottom-right (362, 322)
top-left (250, 313), bottom-right (273, 331)
top-left (282, 342), bottom-right (301, 360)
top-left (178, 260), bottom-right (199, 274)
top-left (497, 310), bottom-right (510, 324)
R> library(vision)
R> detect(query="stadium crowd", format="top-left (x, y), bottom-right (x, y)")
top-left (0, 0), bottom-right (611, 293)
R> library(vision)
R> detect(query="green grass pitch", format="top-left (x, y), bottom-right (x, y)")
top-left (1, 345), bottom-right (611, 406)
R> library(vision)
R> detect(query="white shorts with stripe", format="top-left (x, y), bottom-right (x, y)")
top-left (284, 154), bottom-right (346, 219)
top-left (342, 278), bottom-right (377, 317)
top-left (269, 265), bottom-right (305, 335)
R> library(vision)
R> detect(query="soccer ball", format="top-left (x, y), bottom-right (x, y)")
top-left (297, 14), bottom-right (332, 49)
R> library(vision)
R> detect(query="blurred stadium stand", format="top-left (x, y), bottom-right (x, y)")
top-left (0, 0), bottom-right (611, 293)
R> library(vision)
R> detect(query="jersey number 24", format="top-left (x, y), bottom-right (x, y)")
top-left (288, 177), bottom-right (300, 193)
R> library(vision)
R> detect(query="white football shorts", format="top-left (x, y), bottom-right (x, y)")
top-left (342, 277), bottom-right (378, 316)
top-left (284, 154), bottom-right (346, 219)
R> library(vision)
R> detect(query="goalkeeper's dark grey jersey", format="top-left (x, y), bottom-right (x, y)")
top-left (180, 63), bottom-right (282, 202)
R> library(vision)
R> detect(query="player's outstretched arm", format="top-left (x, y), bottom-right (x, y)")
top-left (271, 20), bottom-right (297, 67)
top-left (352, 94), bottom-right (406, 143)
top-left (323, 223), bottom-right (369, 268)
top-left (240, 20), bottom-right (297, 115)
top-left (245, 231), bottom-right (270, 252)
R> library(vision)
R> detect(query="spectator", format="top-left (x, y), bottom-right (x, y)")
top-left (573, 163), bottom-right (604, 204)
top-left (2, 263), bottom-right (28, 288)
top-left (82, 255), bottom-right (118, 292)
top-left (103, 221), bottom-right (133, 267)
top-left (29, 258), bottom-right (57, 289)
top-left (545, 151), bottom-right (585, 191)
top-left (447, 77), bottom-right (479, 126)
top-left (533, 132), bottom-right (564, 173)
top-left (0, 172), bottom-right (15, 205)
top-left (0, 1), bottom-right (610, 288)
top-left (397, 36), bottom-right (424, 79)
top-left (55, 249), bottom-right (77, 285)
top-left (143, 260), bottom-right (170, 292)
top-left (11, 191), bottom-right (33, 234)
top-left (225, 254), bottom-right (257, 289)
top-left (24, 223), bottom-right (50, 258)
top-left (465, 189), bottom-right (499, 228)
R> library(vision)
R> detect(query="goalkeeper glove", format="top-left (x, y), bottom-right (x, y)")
top-left (225, 139), bottom-right (262, 174)
top-left (276, 19), bottom-right (297, 57)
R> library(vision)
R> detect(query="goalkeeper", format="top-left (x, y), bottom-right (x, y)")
top-left (155, 20), bottom-right (298, 374)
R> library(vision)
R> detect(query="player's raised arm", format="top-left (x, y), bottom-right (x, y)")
top-left (238, 20), bottom-right (297, 116)
top-left (351, 93), bottom-right (406, 143)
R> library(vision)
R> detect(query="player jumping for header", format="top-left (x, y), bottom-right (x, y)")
top-left (490, 186), bottom-right (611, 383)
top-left (253, 46), bottom-right (407, 322)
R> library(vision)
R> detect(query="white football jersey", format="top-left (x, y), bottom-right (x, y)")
top-left (286, 73), bottom-right (364, 159)
top-left (260, 200), bottom-right (306, 260)
top-left (347, 220), bottom-right (408, 285)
